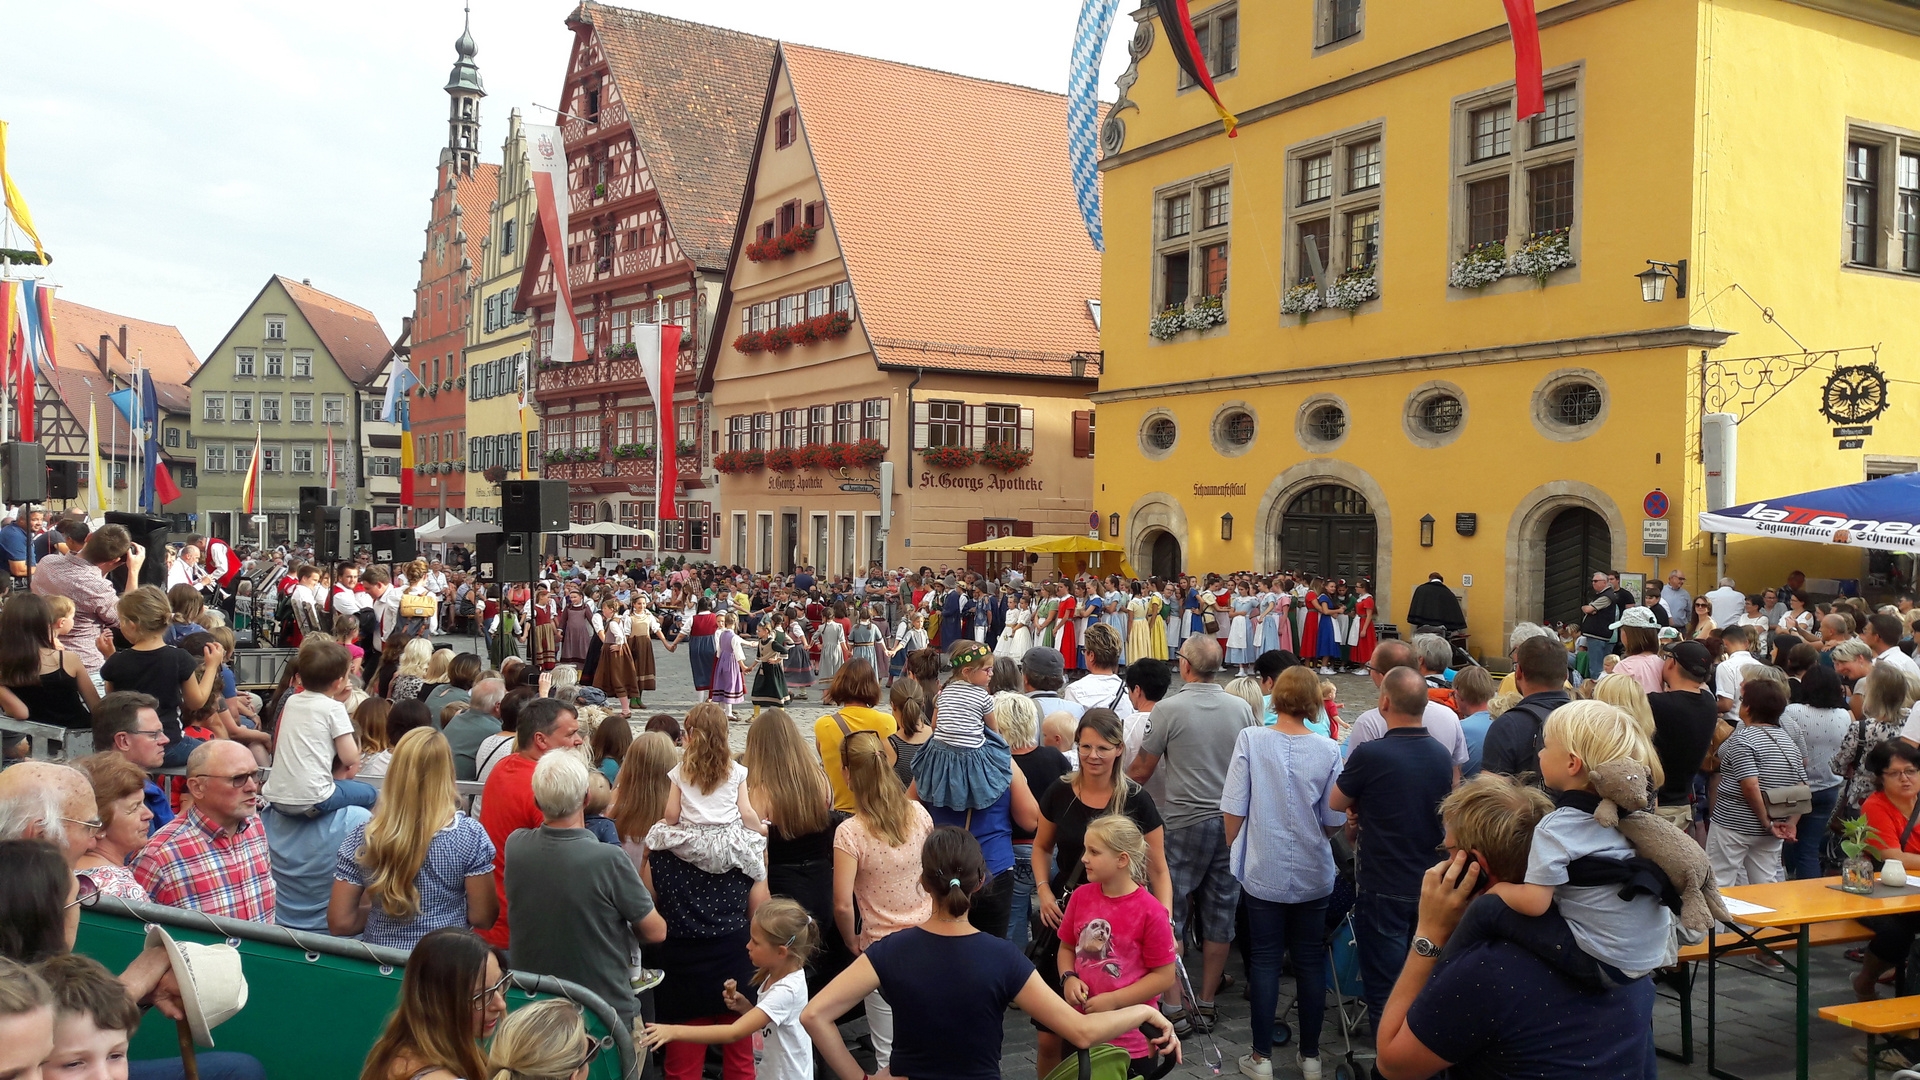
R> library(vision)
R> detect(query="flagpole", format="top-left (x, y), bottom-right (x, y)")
top-left (255, 423), bottom-right (265, 559)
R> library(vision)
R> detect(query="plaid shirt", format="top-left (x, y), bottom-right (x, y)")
top-left (132, 807), bottom-right (276, 922)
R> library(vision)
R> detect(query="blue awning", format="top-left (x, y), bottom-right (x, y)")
top-left (1700, 472), bottom-right (1920, 552)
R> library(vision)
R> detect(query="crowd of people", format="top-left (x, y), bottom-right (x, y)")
top-left (2, 525), bottom-right (1920, 1079)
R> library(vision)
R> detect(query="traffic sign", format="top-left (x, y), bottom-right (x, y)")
top-left (1643, 490), bottom-right (1669, 519)
top-left (1643, 520), bottom-right (1669, 541)
top-left (250, 514), bottom-right (268, 524)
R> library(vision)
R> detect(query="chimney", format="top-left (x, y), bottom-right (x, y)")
top-left (118, 325), bottom-right (128, 358)
top-left (98, 335), bottom-right (112, 377)
top-left (302, 278), bottom-right (312, 286)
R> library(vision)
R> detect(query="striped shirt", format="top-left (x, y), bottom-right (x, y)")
top-left (1711, 724), bottom-right (1805, 836)
top-left (933, 682), bottom-right (995, 749)
top-left (132, 808), bottom-right (276, 922)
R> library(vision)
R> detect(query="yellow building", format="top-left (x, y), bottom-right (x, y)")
top-left (702, 44), bottom-right (1102, 575)
top-left (464, 110), bottom-right (538, 525)
top-left (1095, 0), bottom-right (1920, 651)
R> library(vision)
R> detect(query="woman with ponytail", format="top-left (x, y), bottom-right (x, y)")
top-left (830, 730), bottom-right (933, 1072)
top-left (360, 928), bottom-right (507, 1080)
top-left (804, 827), bottom-right (1181, 1080)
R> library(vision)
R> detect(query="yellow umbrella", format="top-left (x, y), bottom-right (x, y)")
top-left (957, 533), bottom-right (1056, 552)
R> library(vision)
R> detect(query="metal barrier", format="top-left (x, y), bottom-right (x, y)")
top-left (77, 894), bottom-right (638, 1080)
top-left (0, 716), bottom-right (91, 759)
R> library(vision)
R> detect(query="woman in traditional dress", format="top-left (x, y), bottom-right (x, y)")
top-left (1299, 577), bottom-right (1323, 667)
top-left (1126, 581), bottom-right (1155, 663)
top-left (627, 593), bottom-right (664, 709)
top-left (816, 604), bottom-right (849, 684)
top-left (1264, 580), bottom-right (1292, 656)
top-left (1034, 584), bottom-right (1059, 651)
top-left (530, 585), bottom-right (559, 671)
top-left (1226, 582), bottom-right (1258, 675)
top-left (1348, 579), bottom-right (1378, 671)
top-left (557, 587), bottom-right (597, 669)
top-left (593, 598), bottom-right (639, 718)
top-left (1313, 585), bottom-right (1345, 674)
top-left (848, 604), bottom-right (887, 672)
top-left (1054, 581), bottom-right (1079, 669)
top-left (667, 596), bottom-right (720, 702)
top-left (1163, 583), bottom-right (1185, 654)
top-left (1147, 587), bottom-right (1169, 660)
top-left (751, 618), bottom-right (792, 710)
top-left (710, 612), bottom-right (749, 715)
top-left (997, 593), bottom-right (1033, 660)
top-left (783, 610), bottom-right (816, 697)
top-left (1104, 578), bottom-right (1131, 664)
top-left (892, 609), bottom-right (928, 681)
top-left (1076, 583), bottom-right (1101, 673)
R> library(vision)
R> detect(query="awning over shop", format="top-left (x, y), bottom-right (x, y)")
top-left (959, 533), bottom-right (1135, 577)
top-left (1699, 472), bottom-right (1920, 552)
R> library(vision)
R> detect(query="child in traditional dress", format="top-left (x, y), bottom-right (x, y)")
top-left (910, 641), bottom-right (1013, 811)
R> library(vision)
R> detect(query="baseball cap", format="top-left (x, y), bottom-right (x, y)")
top-left (1022, 646), bottom-right (1065, 684)
top-left (1669, 640), bottom-right (1713, 680)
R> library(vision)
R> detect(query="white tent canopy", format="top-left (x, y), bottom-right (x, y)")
top-left (411, 514), bottom-right (462, 540)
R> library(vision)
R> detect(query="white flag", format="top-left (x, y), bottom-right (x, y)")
top-left (525, 123), bottom-right (586, 364)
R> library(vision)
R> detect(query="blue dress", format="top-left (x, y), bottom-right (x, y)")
top-left (1186, 589), bottom-right (1204, 635)
top-left (1081, 596), bottom-right (1104, 669)
top-left (1314, 594), bottom-right (1343, 659)
top-left (1105, 591), bottom-right (1131, 661)
top-left (1259, 593), bottom-right (1284, 655)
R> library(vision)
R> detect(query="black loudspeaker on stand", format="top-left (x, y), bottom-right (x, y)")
top-left (374, 529), bottom-right (417, 565)
top-left (103, 512), bottom-right (170, 591)
top-left (501, 479), bottom-right (568, 534)
top-left (45, 460), bottom-right (79, 501)
top-left (476, 532), bottom-right (536, 584)
top-left (298, 486), bottom-right (326, 516)
top-left (309, 506), bottom-right (347, 564)
top-left (1, 444), bottom-right (47, 506)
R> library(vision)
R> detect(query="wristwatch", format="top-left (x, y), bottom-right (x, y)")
top-left (1411, 936), bottom-right (1442, 958)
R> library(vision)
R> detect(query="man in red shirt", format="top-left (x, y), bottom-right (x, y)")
top-left (477, 697), bottom-right (583, 951)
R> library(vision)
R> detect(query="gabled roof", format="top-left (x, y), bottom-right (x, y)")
top-left (275, 276), bottom-right (393, 384)
top-left (454, 164), bottom-right (500, 277)
top-left (779, 44), bottom-right (1101, 379)
top-left (39, 365), bottom-right (189, 461)
top-left (48, 298), bottom-right (201, 384)
top-left (582, 3), bottom-right (777, 272)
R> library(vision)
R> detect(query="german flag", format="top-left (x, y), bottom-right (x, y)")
top-left (1153, 0), bottom-right (1237, 137)
top-left (240, 427), bottom-right (263, 514)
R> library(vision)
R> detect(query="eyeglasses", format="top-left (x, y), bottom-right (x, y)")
top-left (577, 1038), bottom-right (603, 1071)
top-left (1886, 769), bottom-right (1920, 781)
top-left (129, 727), bottom-right (168, 742)
top-left (193, 771), bottom-right (261, 789)
top-left (472, 970), bottom-right (513, 1007)
top-left (62, 816), bottom-right (104, 836)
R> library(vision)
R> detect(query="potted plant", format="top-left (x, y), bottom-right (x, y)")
top-left (1280, 282), bottom-right (1323, 322)
top-left (676, 440), bottom-right (698, 456)
top-left (1449, 240), bottom-right (1509, 289)
top-left (1326, 265), bottom-right (1379, 312)
top-left (981, 443), bottom-right (1032, 472)
top-left (544, 449), bottom-right (568, 465)
top-left (483, 465), bottom-right (508, 483)
top-left (1149, 303), bottom-right (1187, 341)
top-left (765, 447), bottom-right (798, 472)
top-left (594, 182), bottom-right (606, 199)
top-left (1839, 816), bottom-right (1884, 895)
top-left (921, 445), bottom-right (978, 469)
top-left (733, 330), bottom-right (769, 354)
top-left (1183, 293), bottom-right (1227, 331)
top-left (848, 438), bottom-right (885, 466)
top-left (1509, 227), bottom-right (1575, 285)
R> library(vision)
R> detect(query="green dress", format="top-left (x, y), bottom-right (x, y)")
top-left (752, 630), bottom-right (792, 706)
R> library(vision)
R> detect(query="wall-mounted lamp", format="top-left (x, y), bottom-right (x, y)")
top-left (1220, 512), bottom-right (1234, 542)
top-left (1420, 514), bottom-right (1436, 547)
top-left (1636, 259), bottom-right (1688, 302)
top-left (1109, 513), bottom-right (1121, 538)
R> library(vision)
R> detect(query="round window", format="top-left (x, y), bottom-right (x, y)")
top-left (1146, 417), bottom-right (1178, 450)
top-left (1553, 382), bottom-right (1603, 426)
top-left (1420, 395), bottom-right (1463, 435)
top-left (1309, 404), bottom-right (1347, 443)
top-left (1223, 411), bottom-right (1255, 446)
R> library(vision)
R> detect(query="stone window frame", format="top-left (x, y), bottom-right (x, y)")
top-left (1402, 380), bottom-right (1469, 449)
top-left (1448, 64), bottom-right (1585, 295)
top-left (1313, 0), bottom-right (1364, 54)
top-left (1295, 393), bottom-right (1352, 454)
top-left (1174, 3), bottom-right (1239, 92)
top-left (1209, 400), bottom-right (1260, 458)
top-left (1283, 120), bottom-right (1386, 314)
top-left (1529, 367), bottom-right (1609, 442)
top-left (1842, 120), bottom-right (1920, 276)
top-left (1138, 408), bottom-right (1181, 462)
top-left (1151, 166), bottom-right (1233, 325)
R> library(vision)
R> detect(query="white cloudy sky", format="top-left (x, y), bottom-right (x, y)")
top-left (0, 1), bottom-right (1137, 360)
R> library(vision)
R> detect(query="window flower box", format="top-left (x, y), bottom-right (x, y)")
top-left (676, 441), bottom-right (698, 456)
top-left (607, 342), bottom-right (639, 361)
top-left (745, 225), bottom-right (819, 263)
top-left (612, 443), bottom-right (655, 461)
top-left (715, 449), bottom-right (765, 474)
top-left (1448, 241), bottom-right (1509, 289)
top-left (1281, 282), bottom-right (1324, 322)
top-left (544, 450), bottom-right (569, 465)
top-left (483, 465), bottom-right (509, 482)
top-left (765, 447), bottom-right (799, 472)
top-left (1183, 293), bottom-right (1227, 330)
top-left (1149, 304), bottom-right (1187, 340)
top-left (981, 444), bottom-right (1032, 472)
top-left (1509, 228), bottom-right (1574, 285)
top-left (848, 438), bottom-right (885, 467)
top-left (1326, 265), bottom-right (1379, 311)
top-left (734, 330), bottom-right (770, 354)
top-left (567, 447), bottom-right (602, 464)
top-left (921, 445), bottom-right (978, 469)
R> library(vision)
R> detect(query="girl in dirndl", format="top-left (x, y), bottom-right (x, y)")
top-left (1264, 583), bottom-right (1292, 655)
top-left (783, 611), bottom-right (816, 694)
top-left (627, 596), bottom-right (662, 708)
top-left (751, 618), bottom-right (791, 710)
top-left (710, 612), bottom-right (749, 714)
top-left (593, 598), bottom-right (638, 717)
top-left (1300, 578), bottom-right (1324, 667)
top-left (1226, 585), bottom-right (1258, 673)
top-left (671, 597), bottom-right (720, 702)
top-left (1314, 585), bottom-right (1345, 673)
top-left (1348, 580), bottom-right (1378, 670)
top-left (531, 586), bottom-right (559, 671)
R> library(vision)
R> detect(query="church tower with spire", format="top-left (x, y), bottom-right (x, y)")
top-left (445, 5), bottom-right (486, 175)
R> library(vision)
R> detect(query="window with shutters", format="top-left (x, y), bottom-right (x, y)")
top-left (924, 400), bottom-right (963, 447)
top-left (1284, 123), bottom-right (1383, 302)
top-left (165, 426), bottom-right (181, 448)
top-left (752, 413), bottom-right (773, 451)
top-left (1153, 168), bottom-right (1231, 320)
top-left (779, 409), bottom-right (801, 449)
top-left (1844, 124), bottom-right (1920, 274)
top-left (1072, 410), bottom-right (1095, 458)
top-left (807, 287), bottom-right (830, 319)
top-left (832, 283), bottom-right (853, 314)
top-left (778, 200), bottom-right (800, 235)
top-left (778, 295), bottom-right (801, 327)
top-left (1452, 73), bottom-right (1581, 281)
top-left (809, 406), bottom-right (831, 446)
top-left (774, 109), bottom-right (797, 149)
top-left (862, 398), bottom-right (889, 445)
top-left (981, 403), bottom-right (1021, 446)
top-left (804, 202), bottom-right (823, 229)
top-left (835, 402), bottom-right (858, 444)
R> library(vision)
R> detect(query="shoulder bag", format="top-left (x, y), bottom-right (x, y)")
top-left (1759, 727), bottom-right (1813, 819)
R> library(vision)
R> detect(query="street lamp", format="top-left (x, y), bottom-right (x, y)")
top-left (1636, 259), bottom-right (1688, 302)
top-left (1420, 514), bottom-right (1435, 547)
top-left (1109, 513), bottom-right (1120, 538)
top-left (1220, 512), bottom-right (1233, 542)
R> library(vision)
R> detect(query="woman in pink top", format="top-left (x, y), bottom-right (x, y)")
top-left (832, 730), bottom-right (933, 1073)
top-left (1611, 608), bottom-right (1666, 694)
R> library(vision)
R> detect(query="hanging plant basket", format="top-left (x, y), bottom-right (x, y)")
top-left (1448, 241), bottom-right (1509, 289)
top-left (921, 445), bottom-right (978, 469)
top-left (483, 465), bottom-right (509, 482)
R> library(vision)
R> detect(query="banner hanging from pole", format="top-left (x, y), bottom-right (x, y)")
top-left (635, 324), bottom-right (682, 522)
top-left (525, 123), bottom-right (586, 365)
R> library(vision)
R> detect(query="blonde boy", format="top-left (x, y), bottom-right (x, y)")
top-left (1485, 700), bottom-right (1673, 979)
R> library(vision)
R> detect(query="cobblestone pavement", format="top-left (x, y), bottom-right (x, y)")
top-left (448, 635), bottom-right (1871, 1079)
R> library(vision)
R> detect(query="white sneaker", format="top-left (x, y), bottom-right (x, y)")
top-left (1298, 1053), bottom-right (1323, 1079)
top-left (1237, 1054), bottom-right (1272, 1080)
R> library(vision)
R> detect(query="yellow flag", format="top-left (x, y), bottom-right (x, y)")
top-left (88, 400), bottom-right (107, 517)
top-left (0, 122), bottom-right (46, 263)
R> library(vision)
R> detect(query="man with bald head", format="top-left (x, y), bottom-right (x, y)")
top-left (1331, 665), bottom-right (1456, 1034)
top-left (0, 761), bottom-right (100, 868)
top-left (132, 741), bottom-right (275, 921)
top-left (1340, 639), bottom-right (1469, 777)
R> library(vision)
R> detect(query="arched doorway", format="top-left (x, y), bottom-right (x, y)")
top-left (1542, 507), bottom-right (1610, 627)
top-left (1280, 484), bottom-right (1377, 582)
top-left (1150, 531), bottom-right (1181, 580)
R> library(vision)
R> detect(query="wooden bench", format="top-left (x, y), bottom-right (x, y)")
top-left (1820, 996), bottom-right (1920, 1079)
top-left (1659, 919), bottom-right (1880, 1066)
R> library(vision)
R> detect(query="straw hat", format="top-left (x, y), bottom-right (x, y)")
top-left (145, 926), bottom-right (249, 1048)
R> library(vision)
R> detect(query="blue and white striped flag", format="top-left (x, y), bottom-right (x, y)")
top-left (1068, 0), bottom-right (1119, 252)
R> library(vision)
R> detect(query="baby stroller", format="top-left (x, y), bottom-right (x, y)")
top-left (1262, 834), bottom-right (1370, 1080)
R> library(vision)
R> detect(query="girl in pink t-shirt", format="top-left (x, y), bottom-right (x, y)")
top-left (1057, 815), bottom-right (1177, 1061)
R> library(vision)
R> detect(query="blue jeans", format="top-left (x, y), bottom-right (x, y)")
top-left (1246, 894), bottom-right (1330, 1058)
top-left (1353, 890), bottom-right (1418, 1033)
top-left (271, 778), bottom-right (378, 819)
top-left (1578, 635), bottom-right (1612, 679)
top-left (1785, 783), bottom-right (1841, 880)
top-left (131, 1053), bottom-right (265, 1080)
top-left (160, 736), bottom-right (207, 770)
top-left (1008, 843), bottom-right (1035, 950)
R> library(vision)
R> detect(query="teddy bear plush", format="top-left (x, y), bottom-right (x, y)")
top-left (1588, 758), bottom-right (1734, 934)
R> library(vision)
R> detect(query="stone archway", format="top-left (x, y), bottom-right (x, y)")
top-left (1126, 492), bottom-right (1190, 579)
top-left (1256, 460), bottom-right (1393, 619)
top-left (1503, 481), bottom-right (1630, 643)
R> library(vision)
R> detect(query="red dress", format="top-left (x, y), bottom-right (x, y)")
top-left (1054, 595), bottom-right (1078, 664)
top-left (1213, 589), bottom-right (1233, 645)
top-left (1351, 594), bottom-right (1378, 665)
top-left (1300, 594), bottom-right (1320, 657)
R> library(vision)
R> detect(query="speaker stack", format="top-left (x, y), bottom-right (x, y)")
top-left (476, 531), bottom-right (536, 584)
top-left (1, 444), bottom-right (47, 506)
top-left (45, 460), bottom-right (79, 500)
top-left (374, 528), bottom-right (417, 565)
top-left (309, 506), bottom-right (348, 564)
top-left (501, 479), bottom-right (569, 534)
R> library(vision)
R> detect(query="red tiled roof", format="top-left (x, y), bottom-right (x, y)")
top-left (455, 165), bottom-right (499, 281)
top-left (47, 297), bottom-right (201, 384)
top-left (782, 45), bottom-right (1101, 378)
top-left (276, 276), bottom-right (393, 385)
top-left (584, 3), bottom-right (777, 272)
